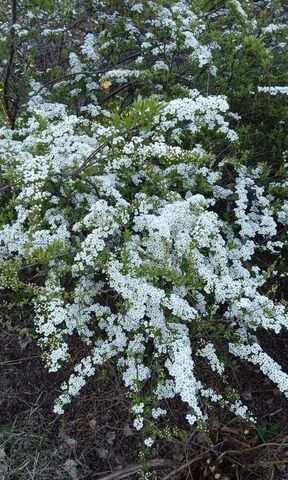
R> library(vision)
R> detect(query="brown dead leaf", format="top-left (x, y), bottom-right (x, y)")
top-left (101, 80), bottom-right (112, 92)
top-left (63, 459), bottom-right (79, 480)
top-left (123, 424), bottom-right (133, 437)
top-left (18, 336), bottom-right (33, 352)
top-left (89, 419), bottom-right (97, 430)
top-left (97, 447), bottom-right (109, 460)
top-left (106, 431), bottom-right (116, 445)
top-left (0, 450), bottom-right (6, 460)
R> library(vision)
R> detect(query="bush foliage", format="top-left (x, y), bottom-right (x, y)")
top-left (0, 0), bottom-right (288, 448)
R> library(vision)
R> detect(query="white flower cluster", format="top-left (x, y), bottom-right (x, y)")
top-left (60, 0), bottom-right (217, 99)
top-left (158, 91), bottom-right (238, 143)
top-left (197, 343), bottom-right (224, 375)
top-left (0, 0), bottom-right (287, 443)
top-left (1, 86), bottom-right (287, 431)
top-left (258, 86), bottom-right (288, 95)
top-left (229, 341), bottom-right (288, 397)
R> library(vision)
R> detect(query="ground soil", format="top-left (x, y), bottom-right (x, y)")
top-left (1, 329), bottom-right (288, 480)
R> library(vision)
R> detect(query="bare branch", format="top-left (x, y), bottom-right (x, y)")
top-left (2, 0), bottom-right (17, 128)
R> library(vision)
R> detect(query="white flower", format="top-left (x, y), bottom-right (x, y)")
top-left (144, 437), bottom-right (154, 447)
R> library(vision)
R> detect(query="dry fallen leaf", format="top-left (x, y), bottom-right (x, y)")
top-left (0, 462), bottom-right (8, 477)
top-left (123, 424), bottom-right (133, 437)
top-left (63, 459), bottom-right (79, 480)
top-left (64, 436), bottom-right (77, 450)
top-left (106, 431), bottom-right (116, 445)
top-left (101, 80), bottom-right (112, 92)
top-left (89, 419), bottom-right (97, 430)
top-left (97, 447), bottom-right (109, 460)
top-left (18, 335), bottom-right (33, 352)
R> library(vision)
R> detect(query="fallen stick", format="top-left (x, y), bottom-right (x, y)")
top-left (98, 459), bottom-right (170, 480)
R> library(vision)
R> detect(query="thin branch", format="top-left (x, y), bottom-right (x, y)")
top-left (162, 453), bottom-right (207, 480)
top-left (35, 69), bottom-right (111, 93)
top-left (101, 80), bottom-right (137, 105)
top-left (53, 143), bottom-right (107, 179)
top-left (33, 53), bottom-right (140, 96)
top-left (3, 0), bottom-right (17, 128)
top-left (98, 459), bottom-right (170, 480)
top-left (0, 183), bottom-right (16, 193)
top-left (0, 92), bottom-right (15, 101)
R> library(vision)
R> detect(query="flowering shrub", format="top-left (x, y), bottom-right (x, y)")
top-left (0, 0), bottom-right (288, 443)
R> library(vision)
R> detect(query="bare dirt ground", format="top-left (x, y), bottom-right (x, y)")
top-left (1, 329), bottom-right (288, 480)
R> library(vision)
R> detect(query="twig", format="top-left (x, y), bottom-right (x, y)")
top-left (34, 53), bottom-right (140, 96)
top-left (3, 0), bottom-right (17, 128)
top-left (0, 355), bottom-right (41, 366)
top-left (162, 453), bottom-right (207, 480)
top-left (97, 459), bottom-right (170, 480)
top-left (53, 124), bottom-right (140, 180)
top-left (0, 183), bottom-right (15, 193)
top-left (0, 92), bottom-right (15, 101)
top-left (53, 143), bottom-right (107, 178)
top-left (218, 441), bottom-right (288, 461)
top-left (35, 69), bottom-right (111, 93)
top-left (101, 80), bottom-right (137, 104)
top-left (246, 459), bottom-right (288, 469)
